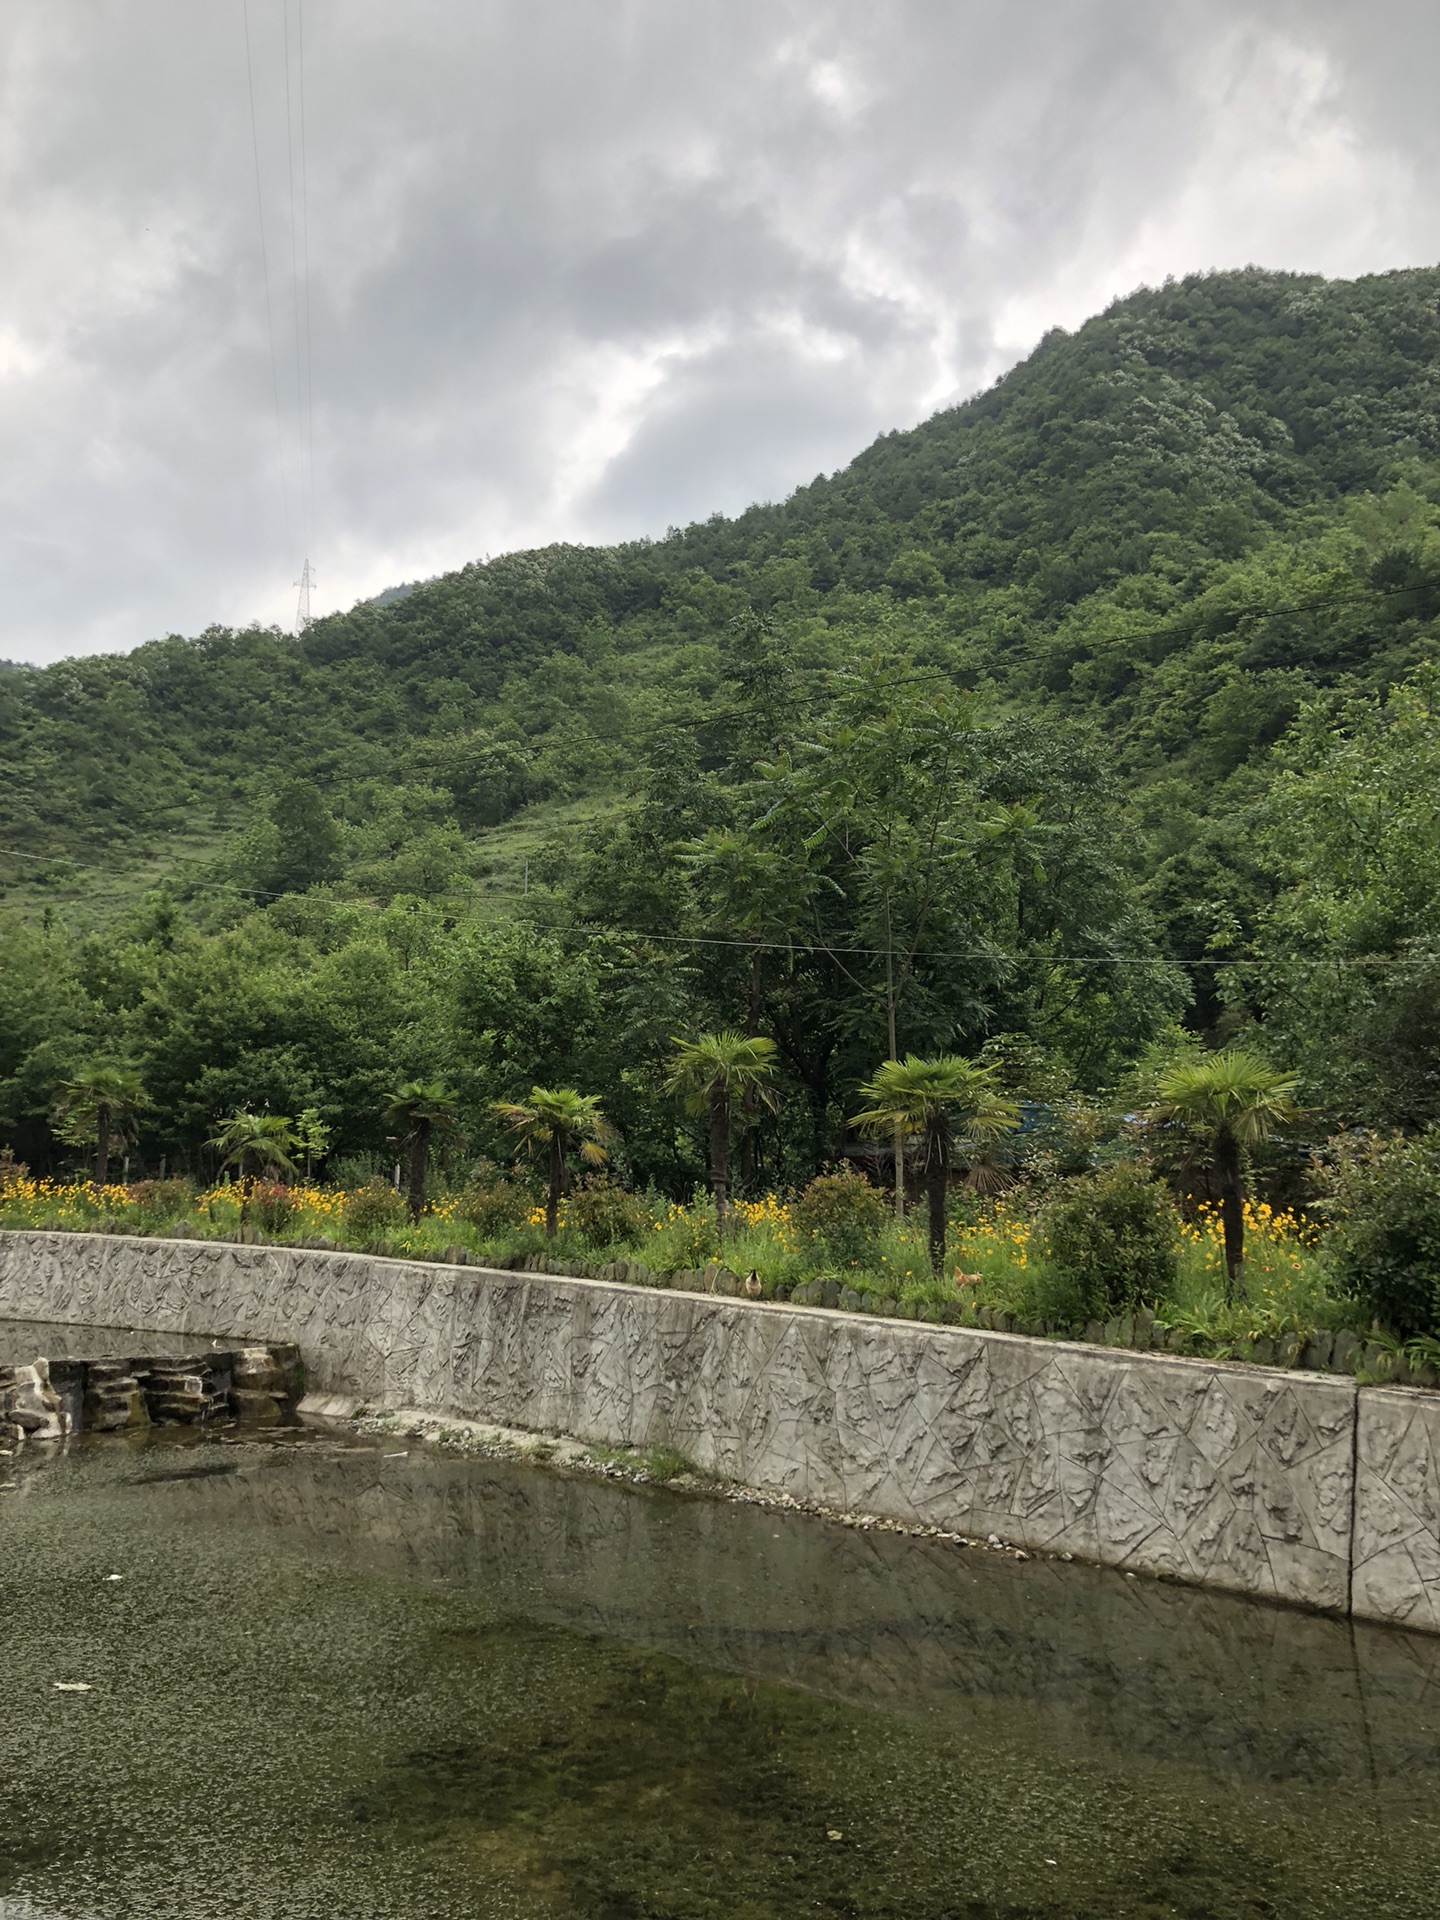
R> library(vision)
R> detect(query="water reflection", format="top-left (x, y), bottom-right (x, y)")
top-left (195, 1436), bottom-right (1440, 1790)
top-left (4, 1429), bottom-right (1440, 1920)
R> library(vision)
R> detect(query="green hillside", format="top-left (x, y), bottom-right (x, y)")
top-left (3, 264), bottom-right (1440, 1178)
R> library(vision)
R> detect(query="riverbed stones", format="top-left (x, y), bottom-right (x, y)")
top-left (0, 1321), bottom-right (305, 1443)
top-left (231, 1388), bottom-right (284, 1426)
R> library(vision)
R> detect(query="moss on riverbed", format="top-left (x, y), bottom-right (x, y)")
top-left (4, 1430), bottom-right (1440, 1918)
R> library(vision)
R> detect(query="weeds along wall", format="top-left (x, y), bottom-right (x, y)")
top-left (1, 1230), bottom-right (1436, 1634)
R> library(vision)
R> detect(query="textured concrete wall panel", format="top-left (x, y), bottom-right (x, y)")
top-left (1353, 1386), bottom-right (1440, 1632)
top-left (0, 1231), bottom-right (1373, 1619)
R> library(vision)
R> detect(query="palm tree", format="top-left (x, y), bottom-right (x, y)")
top-left (492, 1087), bottom-right (615, 1238)
top-left (208, 1112), bottom-right (301, 1225)
top-left (382, 1079), bottom-right (460, 1222)
top-left (1146, 1048), bottom-right (1300, 1301)
top-left (52, 1064), bottom-right (149, 1188)
top-left (852, 1055), bottom-right (1019, 1276)
top-left (665, 1032), bottom-right (780, 1236)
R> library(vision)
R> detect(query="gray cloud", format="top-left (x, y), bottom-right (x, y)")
top-left (0, 0), bottom-right (1435, 663)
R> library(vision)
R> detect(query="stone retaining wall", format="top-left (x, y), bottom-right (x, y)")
top-left (1, 1229), bottom-right (1437, 1630)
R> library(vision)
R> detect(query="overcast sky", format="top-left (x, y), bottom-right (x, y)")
top-left (1, 0), bottom-right (1436, 665)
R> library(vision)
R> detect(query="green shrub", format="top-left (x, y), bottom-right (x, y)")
top-left (790, 1170), bottom-right (889, 1267)
top-left (251, 1182), bottom-right (295, 1235)
top-left (565, 1176), bottom-right (651, 1248)
top-left (343, 1176), bottom-right (406, 1239)
top-left (1315, 1129), bottom-right (1440, 1337)
top-left (328, 1152), bottom-right (384, 1189)
top-left (456, 1175), bottom-right (531, 1237)
top-left (1035, 1162), bottom-right (1178, 1323)
top-left (130, 1177), bottom-right (193, 1218)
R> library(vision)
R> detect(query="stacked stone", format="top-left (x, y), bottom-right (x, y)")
top-left (593, 1257), bottom-right (664, 1287)
top-left (667, 1264), bottom-right (749, 1296)
top-left (138, 1356), bottom-right (232, 1425)
top-left (83, 1360), bottom-right (150, 1432)
top-left (0, 1359), bottom-right (67, 1443)
top-left (229, 1345), bottom-right (303, 1427)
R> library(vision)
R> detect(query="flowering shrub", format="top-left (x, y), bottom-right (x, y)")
top-left (130, 1178), bottom-right (193, 1218)
top-left (1159, 1198), bottom-right (1330, 1342)
top-left (250, 1182), bottom-right (296, 1235)
top-left (947, 1200), bottom-right (1033, 1282)
top-left (649, 1195), bottom-right (721, 1269)
top-left (342, 1177), bottom-right (406, 1239)
top-left (456, 1175), bottom-right (531, 1237)
top-left (0, 1174), bottom-right (127, 1225)
top-left (729, 1192), bottom-right (797, 1245)
top-left (790, 1171), bottom-right (888, 1266)
top-left (1177, 1198), bottom-right (1317, 1285)
top-left (0, 1164), bottom-right (1342, 1349)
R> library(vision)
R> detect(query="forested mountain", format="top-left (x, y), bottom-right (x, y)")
top-left (3, 264), bottom-right (1440, 1180)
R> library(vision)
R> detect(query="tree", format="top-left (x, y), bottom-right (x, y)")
top-left (52, 1063), bottom-right (150, 1188)
top-left (692, 666), bottom-right (1095, 1214)
top-left (258, 778), bottom-right (343, 895)
top-left (208, 1111), bottom-right (301, 1225)
top-left (681, 829), bottom-right (802, 1187)
top-left (382, 1079), bottom-right (460, 1222)
top-left (294, 1106), bottom-right (331, 1180)
top-left (492, 1087), bottom-right (615, 1238)
top-left (1146, 1049), bottom-right (1300, 1300)
top-left (1245, 669), bottom-right (1440, 1128)
top-left (1312, 1128), bottom-right (1440, 1338)
top-left (757, 666), bottom-right (991, 1217)
top-left (665, 1032), bottom-right (780, 1235)
top-left (852, 1055), bottom-right (1019, 1276)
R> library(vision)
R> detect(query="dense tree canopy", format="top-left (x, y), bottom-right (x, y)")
top-left (3, 265), bottom-right (1440, 1179)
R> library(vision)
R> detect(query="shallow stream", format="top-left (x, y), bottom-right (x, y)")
top-left (3, 1425), bottom-right (1440, 1918)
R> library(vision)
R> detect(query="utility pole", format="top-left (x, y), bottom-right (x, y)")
top-left (294, 557), bottom-right (315, 634)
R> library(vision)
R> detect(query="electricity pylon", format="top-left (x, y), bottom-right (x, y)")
top-left (294, 557), bottom-right (315, 634)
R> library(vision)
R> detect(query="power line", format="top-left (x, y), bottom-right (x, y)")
top-left (241, 0), bottom-right (292, 565)
top-left (282, 0), bottom-right (306, 543)
top-left (284, 0), bottom-right (317, 614)
top-left (296, 0), bottom-right (316, 564)
top-left (3, 844), bottom-right (1438, 973)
